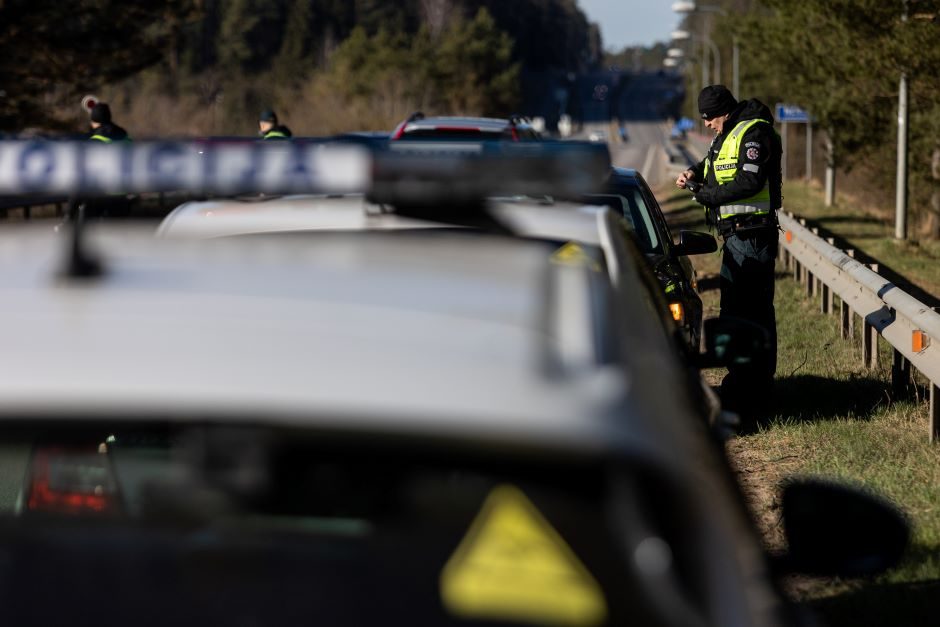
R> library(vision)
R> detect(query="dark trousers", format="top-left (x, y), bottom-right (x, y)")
top-left (718, 226), bottom-right (778, 414)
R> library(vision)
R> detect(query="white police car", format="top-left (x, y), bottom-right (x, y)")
top-left (0, 140), bottom-right (909, 627)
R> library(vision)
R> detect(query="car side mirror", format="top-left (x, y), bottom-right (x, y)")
top-left (694, 316), bottom-right (771, 369)
top-left (777, 479), bottom-right (909, 577)
top-left (672, 230), bottom-right (717, 256)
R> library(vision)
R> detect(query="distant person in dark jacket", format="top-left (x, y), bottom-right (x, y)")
top-left (88, 103), bottom-right (131, 143)
top-left (258, 109), bottom-right (292, 140)
top-left (85, 102), bottom-right (132, 218)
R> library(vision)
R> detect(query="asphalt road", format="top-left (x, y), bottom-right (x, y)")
top-left (573, 71), bottom-right (688, 188)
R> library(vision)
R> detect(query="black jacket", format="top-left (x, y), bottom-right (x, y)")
top-left (89, 122), bottom-right (130, 142)
top-left (690, 99), bottom-right (782, 210)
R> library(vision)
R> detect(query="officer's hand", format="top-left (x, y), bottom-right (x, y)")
top-left (676, 169), bottom-right (695, 189)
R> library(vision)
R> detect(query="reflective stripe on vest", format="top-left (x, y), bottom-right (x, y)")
top-left (263, 131), bottom-right (288, 140)
top-left (90, 135), bottom-right (112, 143)
top-left (704, 118), bottom-right (773, 219)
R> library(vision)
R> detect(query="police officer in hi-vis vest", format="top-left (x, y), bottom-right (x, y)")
top-left (676, 85), bottom-right (782, 420)
top-left (258, 109), bottom-right (293, 140)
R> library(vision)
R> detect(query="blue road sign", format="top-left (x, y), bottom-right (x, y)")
top-left (776, 103), bottom-right (810, 123)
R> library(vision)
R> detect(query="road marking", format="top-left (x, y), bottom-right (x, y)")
top-left (642, 143), bottom-right (659, 182)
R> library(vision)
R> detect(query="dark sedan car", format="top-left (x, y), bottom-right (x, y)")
top-left (585, 167), bottom-right (716, 351)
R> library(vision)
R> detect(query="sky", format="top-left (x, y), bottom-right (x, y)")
top-left (578, 0), bottom-right (678, 51)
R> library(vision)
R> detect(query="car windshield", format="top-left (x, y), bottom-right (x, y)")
top-left (582, 191), bottom-right (660, 254)
top-left (0, 423), bottom-right (678, 626)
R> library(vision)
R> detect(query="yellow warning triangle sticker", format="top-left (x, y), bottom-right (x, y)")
top-left (551, 242), bottom-right (601, 272)
top-left (440, 484), bottom-right (608, 626)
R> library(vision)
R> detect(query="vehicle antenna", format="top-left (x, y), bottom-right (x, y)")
top-left (60, 197), bottom-right (104, 279)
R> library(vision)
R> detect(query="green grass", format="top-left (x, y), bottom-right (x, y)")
top-left (658, 182), bottom-right (940, 627)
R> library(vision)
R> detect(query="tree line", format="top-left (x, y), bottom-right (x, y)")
top-left (0, 0), bottom-right (601, 135)
top-left (683, 0), bottom-right (940, 236)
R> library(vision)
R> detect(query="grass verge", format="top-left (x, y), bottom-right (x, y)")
top-left (658, 182), bottom-right (940, 627)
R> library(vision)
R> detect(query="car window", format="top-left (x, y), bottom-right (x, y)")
top-left (582, 192), bottom-right (661, 254)
top-left (639, 185), bottom-right (676, 252)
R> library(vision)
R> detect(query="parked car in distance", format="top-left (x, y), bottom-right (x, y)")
top-left (391, 112), bottom-right (541, 142)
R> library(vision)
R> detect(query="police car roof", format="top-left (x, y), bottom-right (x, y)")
top-left (158, 194), bottom-right (608, 247)
top-left (0, 224), bottom-right (677, 455)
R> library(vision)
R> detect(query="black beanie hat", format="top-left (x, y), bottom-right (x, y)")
top-left (259, 109), bottom-right (278, 123)
top-left (698, 85), bottom-right (737, 119)
top-left (90, 103), bottom-right (112, 124)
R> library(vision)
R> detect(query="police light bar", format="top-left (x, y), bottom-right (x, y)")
top-left (0, 139), bottom-right (610, 200)
top-left (0, 141), bottom-right (371, 196)
top-left (371, 140), bottom-right (611, 206)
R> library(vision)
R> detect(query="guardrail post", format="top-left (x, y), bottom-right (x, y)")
top-left (810, 230), bottom-right (821, 299)
top-left (867, 264), bottom-right (880, 369)
top-left (806, 270), bottom-right (814, 297)
top-left (892, 350), bottom-right (911, 396)
top-left (845, 251), bottom-right (856, 339)
top-left (840, 299), bottom-right (851, 339)
top-left (849, 304), bottom-right (856, 339)
top-left (931, 382), bottom-right (940, 443)
top-left (821, 282), bottom-right (831, 314)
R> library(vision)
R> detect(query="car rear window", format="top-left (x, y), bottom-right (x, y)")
top-left (398, 128), bottom-right (509, 141)
top-left (0, 425), bottom-right (675, 626)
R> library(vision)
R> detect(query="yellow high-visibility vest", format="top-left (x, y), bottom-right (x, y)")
top-left (704, 118), bottom-right (772, 219)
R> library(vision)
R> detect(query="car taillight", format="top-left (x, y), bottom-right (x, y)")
top-left (510, 127), bottom-right (519, 141)
top-left (669, 303), bottom-right (685, 324)
top-left (391, 122), bottom-right (407, 140)
top-left (26, 444), bottom-right (121, 515)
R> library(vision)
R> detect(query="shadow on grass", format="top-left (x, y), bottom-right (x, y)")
top-left (771, 374), bottom-right (888, 424)
top-left (697, 274), bottom-right (720, 293)
top-left (811, 582), bottom-right (940, 627)
top-left (808, 545), bottom-right (940, 627)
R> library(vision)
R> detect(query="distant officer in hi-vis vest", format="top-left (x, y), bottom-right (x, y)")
top-left (258, 109), bottom-right (293, 140)
top-left (88, 103), bottom-right (131, 143)
top-left (84, 102), bottom-right (132, 219)
top-left (675, 85), bottom-right (782, 421)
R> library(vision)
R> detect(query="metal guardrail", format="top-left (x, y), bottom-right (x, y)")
top-left (778, 211), bottom-right (940, 440)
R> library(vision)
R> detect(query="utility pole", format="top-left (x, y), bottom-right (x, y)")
top-left (732, 36), bottom-right (739, 96)
top-left (896, 0), bottom-right (909, 240)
